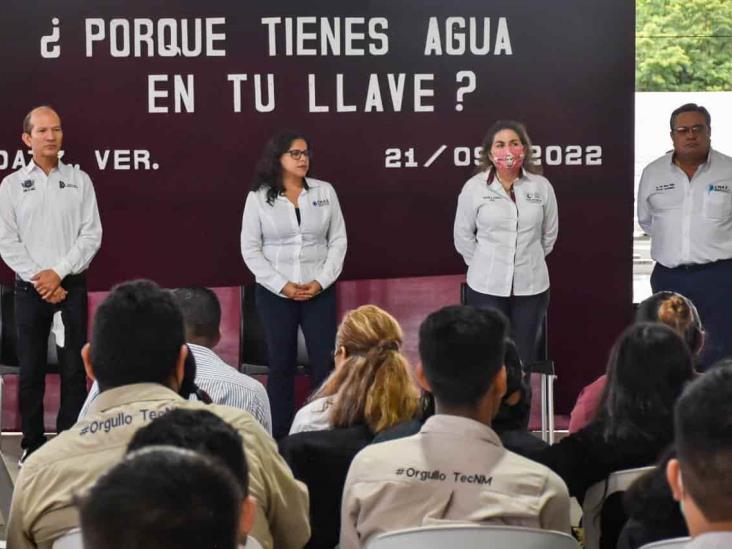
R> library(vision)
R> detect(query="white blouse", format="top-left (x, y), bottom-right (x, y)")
top-left (454, 170), bottom-right (558, 297)
top-left (241, 178), bottom-right (347, 296)
top-left (289, 396), bottom-right (333, 434)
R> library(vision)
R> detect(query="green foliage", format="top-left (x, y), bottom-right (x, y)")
top-left (636, 0), bottom-right (732, 91)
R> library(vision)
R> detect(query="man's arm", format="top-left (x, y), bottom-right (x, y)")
top-left (237, 416), bottom-right (310, 549)
top-left (253, 382), bottom-right (273, 435)
top-left (0, 178), bottom-right (43, 281)
top-left (637, 167), bottom-right (653, 235)
top-left (51, 170), bottom-right (102, 280)
top-left (7, 467), bottom-right (37, 549)
top-left (539, 471), bottom-right (572, 534)
top-left (260, 435), bottom-right (311, 548)
top-left (339, 466), bottom-right (361, 549)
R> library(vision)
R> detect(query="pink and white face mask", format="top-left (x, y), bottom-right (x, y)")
top-left (492, 146), bottom-right (525, 170)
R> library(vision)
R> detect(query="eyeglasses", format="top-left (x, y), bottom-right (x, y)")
top-left (286, 149), bottom-right (311, 160)
top-left (673, 125), bottom-right (708, 136)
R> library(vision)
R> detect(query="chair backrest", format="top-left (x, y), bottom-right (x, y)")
top-left (367, 524), bottom-right (579, 549)
top-left (52, 528), bottom-right (83, 549)
top-left (583, 466), bottom-right (656, 549)
top-left (48, 527), bottom-right (266, 549)
top-left (639, 538), bottom-right (690, 549)
top-left (240, 284), bottom-right (309, 374)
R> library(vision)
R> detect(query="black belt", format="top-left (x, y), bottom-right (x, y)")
top-left (660, 258), bottom-right (732, 273)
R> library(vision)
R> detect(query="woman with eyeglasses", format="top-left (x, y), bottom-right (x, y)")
top-left (454, 120), bottom-right (558, 367)
top-left (241, 129), bottom-right (347, 438)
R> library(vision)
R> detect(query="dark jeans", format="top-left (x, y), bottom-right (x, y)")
top-left (15, 274), bottom-right (89, 451)
top-left (255, 284), bottom-right (337, 438)
top-left (651, 259), bottom-right (732, 370)
top-left (465, 286), bottom-right (550, 366)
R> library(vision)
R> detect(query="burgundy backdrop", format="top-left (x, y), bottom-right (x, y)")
top-left (0, 1), bottom-right (635, 411)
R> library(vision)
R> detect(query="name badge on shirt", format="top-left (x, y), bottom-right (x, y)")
top-left (482, 189), bottom-right (503, 202)
top-left (312, 198), bottom-right (330, 207)
top-left (21, 179), bottom-right (35, 192)
top-left (708, 184), bottom-right (730, 194)
top-left (655, 182), bottom-right (676, 192)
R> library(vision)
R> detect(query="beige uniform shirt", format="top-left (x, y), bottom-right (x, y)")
top-left (340, 415), bottom-right (570, 548)
top-left (7, 383), bottom-right (310, 549)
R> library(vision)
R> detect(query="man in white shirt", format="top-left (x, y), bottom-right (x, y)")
top-left (0, 106), bottom-right (102, 460)
top-left (637, 103), bottom-right (732, 368)
top-left (340, 305), bottom-right (570, 548)
top-left (666, 366), bottom-right (732, 548)
top-left (79, 286), bottom-right (273, 434)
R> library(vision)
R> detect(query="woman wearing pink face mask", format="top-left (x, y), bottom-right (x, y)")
top-left (453, 120), bottom-right (558, 366)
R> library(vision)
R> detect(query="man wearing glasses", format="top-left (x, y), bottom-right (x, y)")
top-left (637, 103), bottom-right (732, 369)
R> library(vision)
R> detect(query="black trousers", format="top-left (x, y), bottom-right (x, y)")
top-left (15, 274), bottom-right (89, 451)
top-left (465, 286), bottom-right (550, 366)
top-left (255, 284), bottom-right (337, 438)
top-left (651, 259), bottom-right (732, 371)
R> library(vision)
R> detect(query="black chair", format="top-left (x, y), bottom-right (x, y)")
top-left (459, 282), bottom-right (557, 442)
top-left (239, 284), bottom-right (309, 376)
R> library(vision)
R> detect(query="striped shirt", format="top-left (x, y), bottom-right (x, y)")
top-left (79, 343), bottom-right (272, 434)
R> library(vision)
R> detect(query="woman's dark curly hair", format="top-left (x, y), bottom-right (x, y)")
top-left (251, 129), bottom-right (311, 205)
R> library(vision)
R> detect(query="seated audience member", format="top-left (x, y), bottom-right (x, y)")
top-left (616, 448), bottom-right (688, 549)
top-left (127, 408), bottom-right (258, 547)
top-left (340, 306), bottom-right (570, 549)
top-left (374, 339), bottom-right (547, 456)
top-left (78, 447), bottom-right (243, 549)
top-left (569, 291), bottom-right (702, 433)
top-left (491, 339), bottom-right (546, 454)
top-left (289, 304), bottom-right (419, 434)
top-left (7, 280), bottom-right (309, 549)
top-left (666, 365), bottom-right (732, 548)
top-left (81, 286), bottom-right (272, 433)
top-left (533, 323), bottom-right (695, 548)
top-left (279, 304), bottom-right (419, 548)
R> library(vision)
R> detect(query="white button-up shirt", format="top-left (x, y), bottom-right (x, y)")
top-left (637, 149), bottom-right (732, 268)
top-left (454, 170), bottom-right (558, 297)
top-left (0, 160), bottom-right (102, 281)
top-left (241, 178), bottom-right (347, 295)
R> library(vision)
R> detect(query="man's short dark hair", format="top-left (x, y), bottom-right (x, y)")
top-left (172, 287), bottom-right (221, 339)
top-left (418, 305), bottom-right (507, 407)
top-left (127, 408), bottom-right (248, 495)
top-left (91, 280), bottom-right (184, 390)
top-left (674, 365), bottom-right (732, 522)
top-left (670, 103), bottom-right (711, 131)
top-left (78, 447), bottom-right (242, 549)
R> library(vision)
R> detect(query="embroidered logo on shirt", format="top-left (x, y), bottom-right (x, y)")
top-left (708, 184), bottom-right (729, 193)
top-left (655, 183), bottom-right (676, 192)
top-left (394, 467), bottom-right (493, 485)
top-left (312, 198), bottom-right (330, 207)
top-left (59, 180), bottom-right (78, 189)
top-left (21, 179), bottom-right (35, 192)
top-left (525, 192), bottom-right (542, 203)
